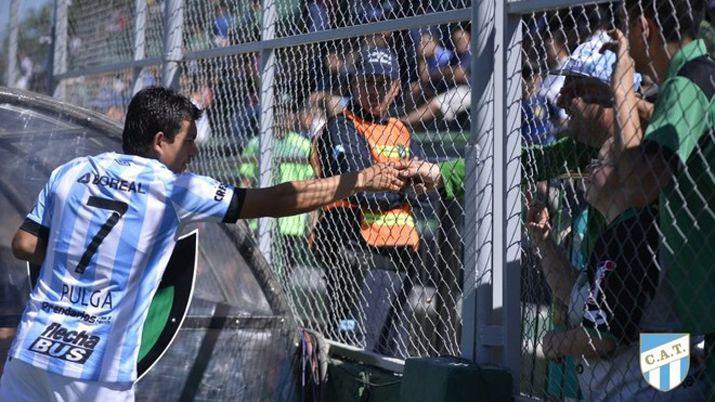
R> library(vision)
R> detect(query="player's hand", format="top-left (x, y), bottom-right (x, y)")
top-left (526, 200), bottom-right (552, 245)
top-left (601, 29), bottom-right (636, 97)
top-left (400, 158), bottom-right (442, 194)
top-left (357, 161), bottom-right (408, 192)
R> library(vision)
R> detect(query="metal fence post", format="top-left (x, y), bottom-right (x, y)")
top-left (463, 0), bottom-right (522, 390)
top-left (462, 0), bottom-right (496, 364)
top-left (162, 0), bottom-right (182, 90)
top-left (132, 0), bottom-right (147, 94)
top-left (6, 0), bottom-right (20, 87)
top-left (495, 5), bottom-right (523, 392)
top-left (258, 0), bottom-right (277, 265)
top-left (52, 0), bottom-right (68, 99)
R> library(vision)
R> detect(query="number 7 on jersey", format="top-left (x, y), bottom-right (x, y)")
top-left (76, 196), bottom-right (128, 274)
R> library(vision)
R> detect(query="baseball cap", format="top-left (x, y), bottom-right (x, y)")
top-left (352, 47), bottom-right (400, 80)
top-left (553, 31), bottom-right (642, 91)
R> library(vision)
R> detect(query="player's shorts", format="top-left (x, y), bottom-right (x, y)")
top-left (435, 85), bottom-right (471, 121)
top-left (0, 358), bottom-right (134, 402)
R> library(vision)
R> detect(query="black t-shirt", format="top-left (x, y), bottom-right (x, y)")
top-left (581, 206), bottom-right (661, 345)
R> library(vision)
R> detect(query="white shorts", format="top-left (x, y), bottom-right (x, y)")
top-left (435, 85), bottom-right (471, 121)
top-left (0, 358), bottom-right (134, 402)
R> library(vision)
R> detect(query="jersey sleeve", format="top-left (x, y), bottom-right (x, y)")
top-left (521, 136), bottom-right (596, 182)
top-left (644, 77), bottom-right (711, 164)
top-left (169, 173), bottom-right (245, 225)
top-left (439, 159), bottom-right (465, 200)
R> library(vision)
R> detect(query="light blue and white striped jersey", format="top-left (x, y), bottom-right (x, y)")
top-left (9, 152), bottom-right (240, 384)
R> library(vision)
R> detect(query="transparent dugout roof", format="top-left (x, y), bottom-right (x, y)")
top-left (0, 89), bottom-right (274, 317)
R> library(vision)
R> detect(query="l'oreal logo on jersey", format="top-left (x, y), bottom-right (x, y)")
top-left (28, 322), bottom-right (100, 364)
top-left (76, 173), bottom-right (147, 194)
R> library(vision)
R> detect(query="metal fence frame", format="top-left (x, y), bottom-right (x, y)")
top-left (1, 0), bottom-right (615, 398)
top-left (464, 0), bottom-right (611, 397)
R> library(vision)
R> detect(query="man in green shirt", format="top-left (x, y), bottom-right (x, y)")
top-left (607, 0), bottom-right (714, 398)
top-left (608, 0), bottom-right (715, 332)
top-left (405, 32), bottom-right (657, 399)
top-left (408, 44), bottom-right (654, 264)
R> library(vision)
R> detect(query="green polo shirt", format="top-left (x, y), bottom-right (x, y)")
top-left (439, 137), bottom-right (595, 198)
top-left (438, 159), bottom-right (465, 201)
top-left (642, 39), bottom-right (715, 333)
top-left (439, 136), bottom-right (604, 259)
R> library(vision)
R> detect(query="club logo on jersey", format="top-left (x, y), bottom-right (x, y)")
top-left (640, 333), bottom-right (690, 392)
top-left (41, 302), bottom-right (111, 325)
top-left (61, 284), bottom-right (114, 309)
top-left (76, 172), bottom-right (147, 194)
top-left (214, 183), bottom-right (228, 202)
top-left (28, 322), bottom-right (101, 364)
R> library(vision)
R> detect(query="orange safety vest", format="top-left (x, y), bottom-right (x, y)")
top-left (311, 110), bottom-right (419, 249)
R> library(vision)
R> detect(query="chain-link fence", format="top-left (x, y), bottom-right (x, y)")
top-left (25, 0), bottom-right (473, 364)
top-left (516, 1), bottom-right (715, 400)
top-left (1, 0), bottom-right (53, 94)
top-left (3, 0), bottom-right (715, 400)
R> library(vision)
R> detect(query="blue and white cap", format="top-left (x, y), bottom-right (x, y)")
top-left (352, 47), bottom-right (400, 80)
top-left (554, 31), bottom-right (642, 91)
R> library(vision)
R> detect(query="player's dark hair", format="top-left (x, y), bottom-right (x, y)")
top-left (624, 0), bottom-right (704, 41)
top-left (122, 86), bottom-right (202, 156)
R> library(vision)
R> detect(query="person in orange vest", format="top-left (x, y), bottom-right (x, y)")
top-left (311, 46), bottom-right (425, 356)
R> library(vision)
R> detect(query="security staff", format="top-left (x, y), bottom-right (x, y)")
top-left (311, 46), bottom-right (425, 356)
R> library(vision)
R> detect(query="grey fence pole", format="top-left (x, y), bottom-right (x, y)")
top-left (132, 0), bottom-right (147, 94)
top-left (463, 1), bottom-right (522, 391)
top-left (494, 5), bottom-right (523, 392)
top-left (6, 0), bottom-right (20, 87)
top-left (462, 0), bottom-right (496, 364)
top-left (258, 0), bottom-right (277, 265)
top-left (52, 0), bottom-right (68, 99)
top-left (162, 0), bottom-right (182, 90)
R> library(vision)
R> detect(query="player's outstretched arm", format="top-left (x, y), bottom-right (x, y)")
top-left (11, 229), bottom-right (46, 265)
top-left (238, 161), bottom-right (407, 219)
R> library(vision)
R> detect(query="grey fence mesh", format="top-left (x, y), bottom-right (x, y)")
top-left (145, 0), bottom-right (165, 58)
top-left (3, 0), bottom-right (715, 400)
top-left (62, 66), bottom-right (161, 122)
top-left (67, 0), bottom-right (135, 69)
top-left (0, 1), bottom-right (53, 94)
top-left (519, 1), bottom-right (713, 400)
top-left (172, 19), bottom-right (471, 359)
top-left (275, 0), bottom-right (470, 37)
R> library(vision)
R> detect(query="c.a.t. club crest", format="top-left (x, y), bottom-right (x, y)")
top-left (640, 333), bottom-right (690, 392)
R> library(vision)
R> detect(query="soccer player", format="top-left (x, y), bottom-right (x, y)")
top-left (0, 87), bottom-right (407, 402)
